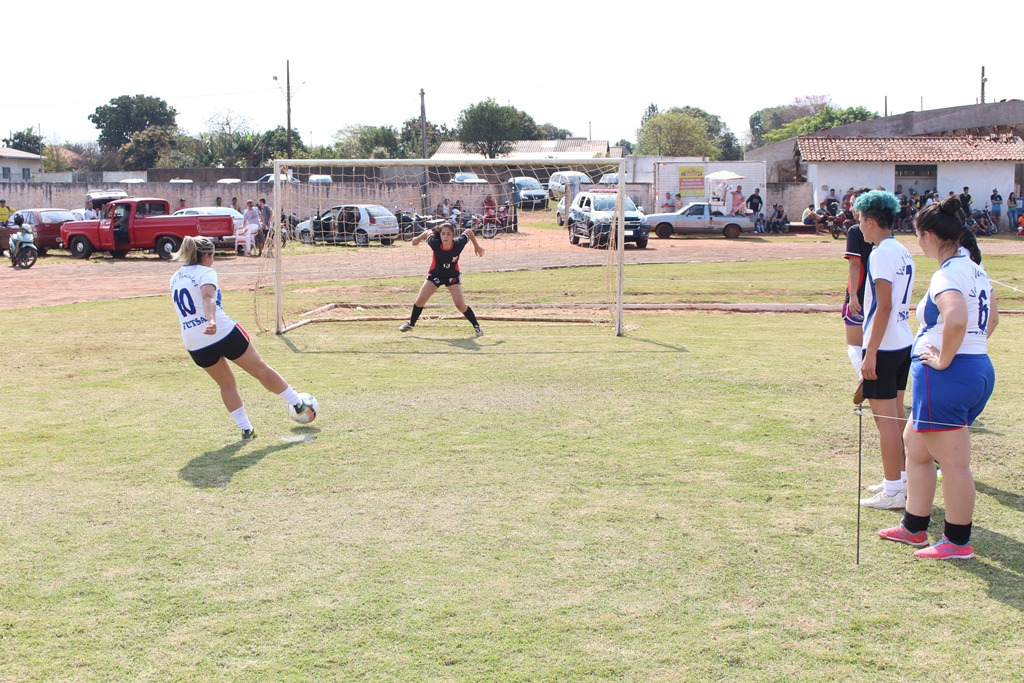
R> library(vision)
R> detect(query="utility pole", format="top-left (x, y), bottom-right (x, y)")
top-left (981, 66), bottom-right (987, 104)
top-left (286, 60), bottom-right (292, 159)
top-left (420, 89), bottom-right (428, 159)
top-left (273, 62), bottom-right (294, 159)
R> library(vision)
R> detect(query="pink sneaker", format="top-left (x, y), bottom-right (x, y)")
top-left (914, 536), bottom-right (975, 560)
top-left (878, 524), bottom-right (929, 547)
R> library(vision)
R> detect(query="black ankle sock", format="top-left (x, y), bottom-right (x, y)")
top-left (409, 305), bottom-right (423, 326)
top-left (944, 521), bottom-right (972, 546)
top-left (463, 306), bottom-right (479, 327)
top-left (902, 511), bottom-right (930, 534)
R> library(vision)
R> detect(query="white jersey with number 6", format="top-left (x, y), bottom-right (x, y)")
top-left (170, 264), bottom-right (236, 351)
top-left (914, 253), bottom-right (993, 356)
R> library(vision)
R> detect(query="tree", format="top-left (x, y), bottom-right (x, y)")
top-left (762, 104), bottom-right (878, 145)
top-left (264, 126), bottom-right (306, 160)
top-left (331, 125), bottom-right (401, 159)
top-left (89, 94), bottom-right (177, 150)
top-left (64, 141), bottom-right (122, 172)
top-left (398, 117), bottom-right (453, 158)
top-left (538, 123), bottom-right (572, 140)
top-left (635, 112), bottom-right (720, 158)
top-left (640, 103), bottom-right (659, 128)
top-left (615, 139), bottom-right (634, 154)
top-left (748, 96), bottom-right (832, 149)
top-left (670, 106), bottom-right (742, 161)
top-left (456, 99), bottom-right (524, 158)
top-left (119, 126), bottom-right (176, 171)
top-left (3, 128), bottom-right (44, 155)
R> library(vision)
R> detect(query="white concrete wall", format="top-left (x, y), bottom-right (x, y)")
top-left (809, 161), bottom-right (1017, 209)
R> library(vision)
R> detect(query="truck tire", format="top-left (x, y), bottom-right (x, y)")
top-left (111, 250), bottom-right (128, 259)
top-left (380, 237), bottom-right (394, 246)
top-left (634, 236), bottom-right (648, 249)
top-left (70, 236), bottom-right (94, 259)
top-left (155, 236), bottom-right (180, 259)
top-left (299, 230), bottom-right (313, 244)
top-left (588, 226), bottom-right (601, 249)
top-left (724, 224), bottom-right (741, 239)
top-left (655, 223), bottom-right (673, 239)
top-left (569, 225), bottom-right (579, 245)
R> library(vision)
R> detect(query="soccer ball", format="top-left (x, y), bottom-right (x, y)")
top-left (290, 392), bottom-right (319, 424)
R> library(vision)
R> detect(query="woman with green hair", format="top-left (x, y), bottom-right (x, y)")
top-left (856, 190), bottom-right (916, 511)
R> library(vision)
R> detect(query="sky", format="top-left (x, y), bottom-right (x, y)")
top-left (5, 0), bottom-right (1020, 153)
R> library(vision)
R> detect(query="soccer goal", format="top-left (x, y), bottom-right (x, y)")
top-left (253, 157), bottom-right (632, 336)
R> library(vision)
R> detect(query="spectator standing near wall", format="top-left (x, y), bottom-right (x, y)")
top-left (746, 188), bottom-right (763, 217)
top-left (0, 199), bottom-right (14, 226)
top-left (990, 189), bottom-right (1002, 229)
top-left (958, 187), bottom-right (972, 217)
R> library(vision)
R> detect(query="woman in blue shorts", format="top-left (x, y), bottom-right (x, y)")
top-left (399, 222), bottom-right (486, 337)
top-left (878, 197), bottom-right (998, 559)
top-left (170, 236), bottom-right (315, 439)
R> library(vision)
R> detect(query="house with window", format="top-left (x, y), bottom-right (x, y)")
top-left (0, 147), bottom-right (43, 181)
top-left (795, 135), bottom-right (1024, 209)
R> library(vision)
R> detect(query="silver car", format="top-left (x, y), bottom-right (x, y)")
top-left (547, 171), bottom-right (593, 198)
top-left (293, 204), bottom-right (400, 246)
top-left (172, 206), bottom-right (244, 247)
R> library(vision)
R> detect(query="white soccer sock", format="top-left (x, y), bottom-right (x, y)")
top-left (847, 345), bottom-right (863, 375)
top-left (901, 470), bottom-right (907, 484)
top-left (230, 406), bottom-right (252, 430)
top-left (883, 478), bottom-right (903, 497)
top-left (278, 386), bottom-right (301, 405)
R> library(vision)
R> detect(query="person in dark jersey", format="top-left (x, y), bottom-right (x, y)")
top-left (843, 188), bottom-right (873, 402)
top-left (400, 222), bottom-right (486, 337)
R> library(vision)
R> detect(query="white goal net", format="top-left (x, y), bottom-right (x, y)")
top-left (253, 158), bottom-right (630, 336)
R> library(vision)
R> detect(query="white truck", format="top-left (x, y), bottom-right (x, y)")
top-left (646, 202), bottom-right (756, 239)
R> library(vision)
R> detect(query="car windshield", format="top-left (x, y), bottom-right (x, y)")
top-left (592, 196), bottom-right (638, 212)
top-left (516, 178), bottom-right (542, 189)
top-left (455, 173), bottom-right (479, 181)
top-left (599, 174), bottom-right (618, 184)
top-left (40, 210), bottom-right (76, 222)
top-left (366, 205), bottom-right (392, 218)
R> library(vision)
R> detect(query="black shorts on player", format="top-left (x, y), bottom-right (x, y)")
top-left (862, 347), bottom-right (911, 400)
top-left (427, 272), bottom-right (461, 288)
top-left (188, 324), bottom-right (250, 368)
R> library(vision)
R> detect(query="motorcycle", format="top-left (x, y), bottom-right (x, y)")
top-left (6, 216), bottom-right (38, 268)
top-left (479, 202), bottom-right (512, 239)
top-left (394, 207), bottom-right (433, 241)
top-left (450, 209), bottom-right (480, 235)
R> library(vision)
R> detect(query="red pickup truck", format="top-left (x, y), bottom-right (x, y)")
top-left (60, 198), bottom-right (234, 259)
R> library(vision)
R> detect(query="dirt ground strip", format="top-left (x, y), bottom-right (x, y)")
top-left (4, 229), bottom-right (1024, 311)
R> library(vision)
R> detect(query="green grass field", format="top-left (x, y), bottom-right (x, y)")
top-left (2, 259), bottom-right (1023, 681)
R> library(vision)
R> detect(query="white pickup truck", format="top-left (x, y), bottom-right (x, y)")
top-left (646, 202), bottom-right (756, 239)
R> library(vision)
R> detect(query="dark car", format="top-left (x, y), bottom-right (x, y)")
top-left (509, 176), bottom-right (548, 209)
top-left (9, 208), bottom-right (78, 254)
